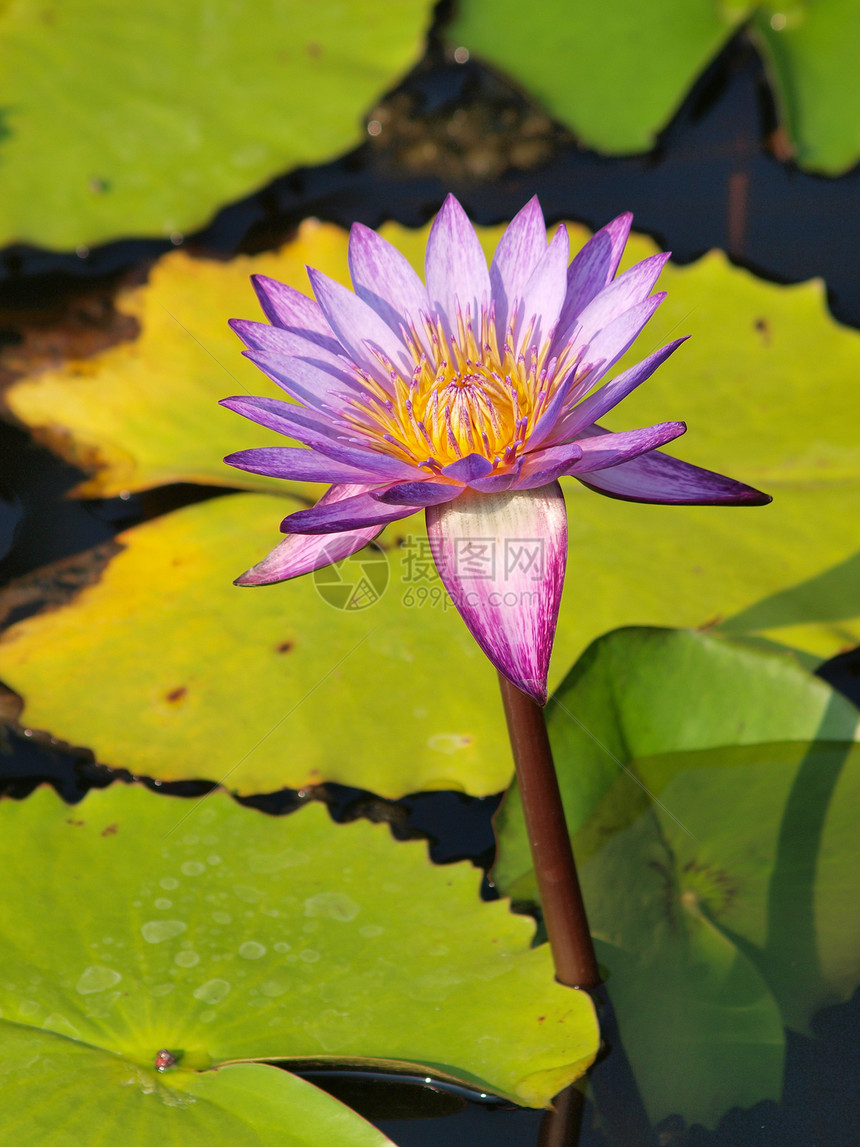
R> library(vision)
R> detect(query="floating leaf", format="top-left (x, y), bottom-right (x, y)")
top-left (0, 494), bottom-right (512, 796)
top-left (0, 0), bottom-right (432, 249)
top-left (447, 1), bottom-right (860, 173)
top-left (750, 1), bottom-right (860, 173)
top-left (4, 221), bottom-right (860, 796)
top-left (494, 627), bottom-right (860, 1126)
top-left (2, 223), bottom-right (357, 499)
top-left (0, 783), bottom-right (598, 1135)
top-left (0, 1032), bottom-right (394, 1147)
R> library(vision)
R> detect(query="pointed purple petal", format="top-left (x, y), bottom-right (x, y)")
top-left (441, 453), bottom-right (495, 483)
top-left (571, 253), bottom-right (670, 348)
top-left (282, 488), bottom-right (424, 534)
top-left (566, 422), bottom-right (687, 474)
top-left (242, 349), bottom-right (358, 410)
top-left (515, 442), bottom-right (584, 489)
top-left (467, 461), bottom-right (524, 493)
top-left (250, 275), bottom-right (341, 349)
top-left (220, 395), bottom-right (417, 477)
top-left (576, 446), bottom-right (772, 505)
top-left (307, 267), bottom-right (412, 380)
top-left (561, 337), bottom-right (688, 439)
top-left (375, 481), bottom-right (464, 507)
top-left (489, 196), bottom-right (547, 334)
top-left (573, 293), bottom-right (666, 390)
top-left (348, 223), bottom-right (431, 337)
top-left (425, 195), bottom-right (491, 335)
top-left (229, 318), bottom-right (352, 375)
top-left (426, 484), bottom-right (568, 705)
top-left (235, 484), bottom-right (382, 585)
top-left (515, 225), bottom-right (570, 351)
top-left (225, 446), bottom-right (373, 483)
top-left (556, 212), bottom-right (633, 334)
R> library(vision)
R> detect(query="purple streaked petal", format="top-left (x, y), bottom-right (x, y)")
top-left (250, 275), bottom-right (341, 352)
top-left (570, 252), bottom-right (670, 348)
top-left (573, 293), bottom-right (667, 390)
top-left (220, 395), bottom-right (417, 477)
top-left (229, 318), bottom-right (355, 378)
top-left (426, 484), bottom-right (568, 705)
top-left (282, 487), bottom-right (424, 533)
top-left (561, 337), bottom-right (688, 439)
top-left (467, 461), bottom-right (524, 493)
top-left (489, 196), bottom-right (547, 335)
top-left (425, 194), bottom-right (491, 336)
top-left (235, 484), bottom-right (381, 585)
top-left (515, 442), bottom-right (584, 489)
top-left (515, 225), bottom-right (570, 352)
top-left (441, 453), bottom-right (495, 483)
top-left (575, 443), bottom-right (772, 505)
top-left (348, 223), bottom-right (432, 337)
top-left (375, 481), bottom-right (464, 507)
top-left (566, 422), bottom-right (687, 475)
top-left (307, 267), bottom-right (412, 380)
top-left (225, 446), bottom-right (374, 483)
top-left (556, 212), bottom-right (633, 335)
top-left (242, 348), bottom-right (358, 410)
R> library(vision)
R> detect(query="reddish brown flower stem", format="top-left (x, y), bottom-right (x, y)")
top-left (497, 673), bottom-right (600, 991)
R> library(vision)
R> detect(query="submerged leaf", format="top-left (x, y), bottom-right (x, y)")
top-left (494, 628), bottom-right (860, 1127)
top-left (0, 0), bottom-right (433, 248)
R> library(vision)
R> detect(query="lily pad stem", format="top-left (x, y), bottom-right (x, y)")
top-left (497, 672), bottom-right (600, 991)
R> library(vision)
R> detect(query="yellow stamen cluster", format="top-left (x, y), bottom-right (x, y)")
top-left (342, 306), bottom-right (580, 474)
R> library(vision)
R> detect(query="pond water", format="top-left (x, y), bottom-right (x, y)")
top-left (1, 22), bottom-right (859, 1147)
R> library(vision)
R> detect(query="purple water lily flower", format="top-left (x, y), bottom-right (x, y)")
top-left (222, 196), bottom-right (769, 704)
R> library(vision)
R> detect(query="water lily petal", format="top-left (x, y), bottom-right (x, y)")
top-left (574, 293), bottom-right (667, 389)
top-left (236, 484), bottom-right (382, 585)
top-left (349, 223), bottom-right (432, 337)
top-left (220, 395), bottom-right (418, 477)
top-left (376, 481), bottom-right (464, 507)
top-left (571, 252), bottom-right (670, 347)
top-left (516, 442), bottom-right (584, 489)
top-left (242, 349), bottom-right (359, 411)
top-left (489, 196), bottom-right (547, 335)
top-left (229, 318), bottom-right (353, 376)
top-left (426, 484), bottom-right (567, 705)
top-left (251, 274), bottom-right (340, 350)
top-left (441, 453), bottom-right (495, 483)
top-left (425, 194), bottom-right (491, 336)
top-left (283, 487), bottom-right (426, 533)
top-left (225, 446), bottom-right (375, 483)
top-left (577, 448), bottom-right (772, 505)
top-left (468, 462), bottom-right (524, 493)
top-left (555, 212), bottom-right (633, 337)
top-left (566, 422), bottom-right (687, 474)
top-left (560, 337), bottom-right (688, 438)
top-left (515, 225), bottom-right (570, 351)
top-left (307, 267), bottom-right (412, 381)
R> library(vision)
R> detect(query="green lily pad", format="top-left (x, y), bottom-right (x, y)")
top-left (750, 1), bottom-right (860, 173)
top-left (0, 493), bottom-right (514, 796)
top-left (447, 1), bottom-right (860, 173)
top-left (0, 0), bottom-right (432, 250)
top-left (0, 1031), bottom-right (395, 1147)
top-left (0, 783), bottom-right (598, 1135)
top-left (494, 627), bottom-right (860, 1126)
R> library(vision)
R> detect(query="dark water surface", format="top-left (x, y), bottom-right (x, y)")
top-left (1, 19), bottom-right (859, 1147)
